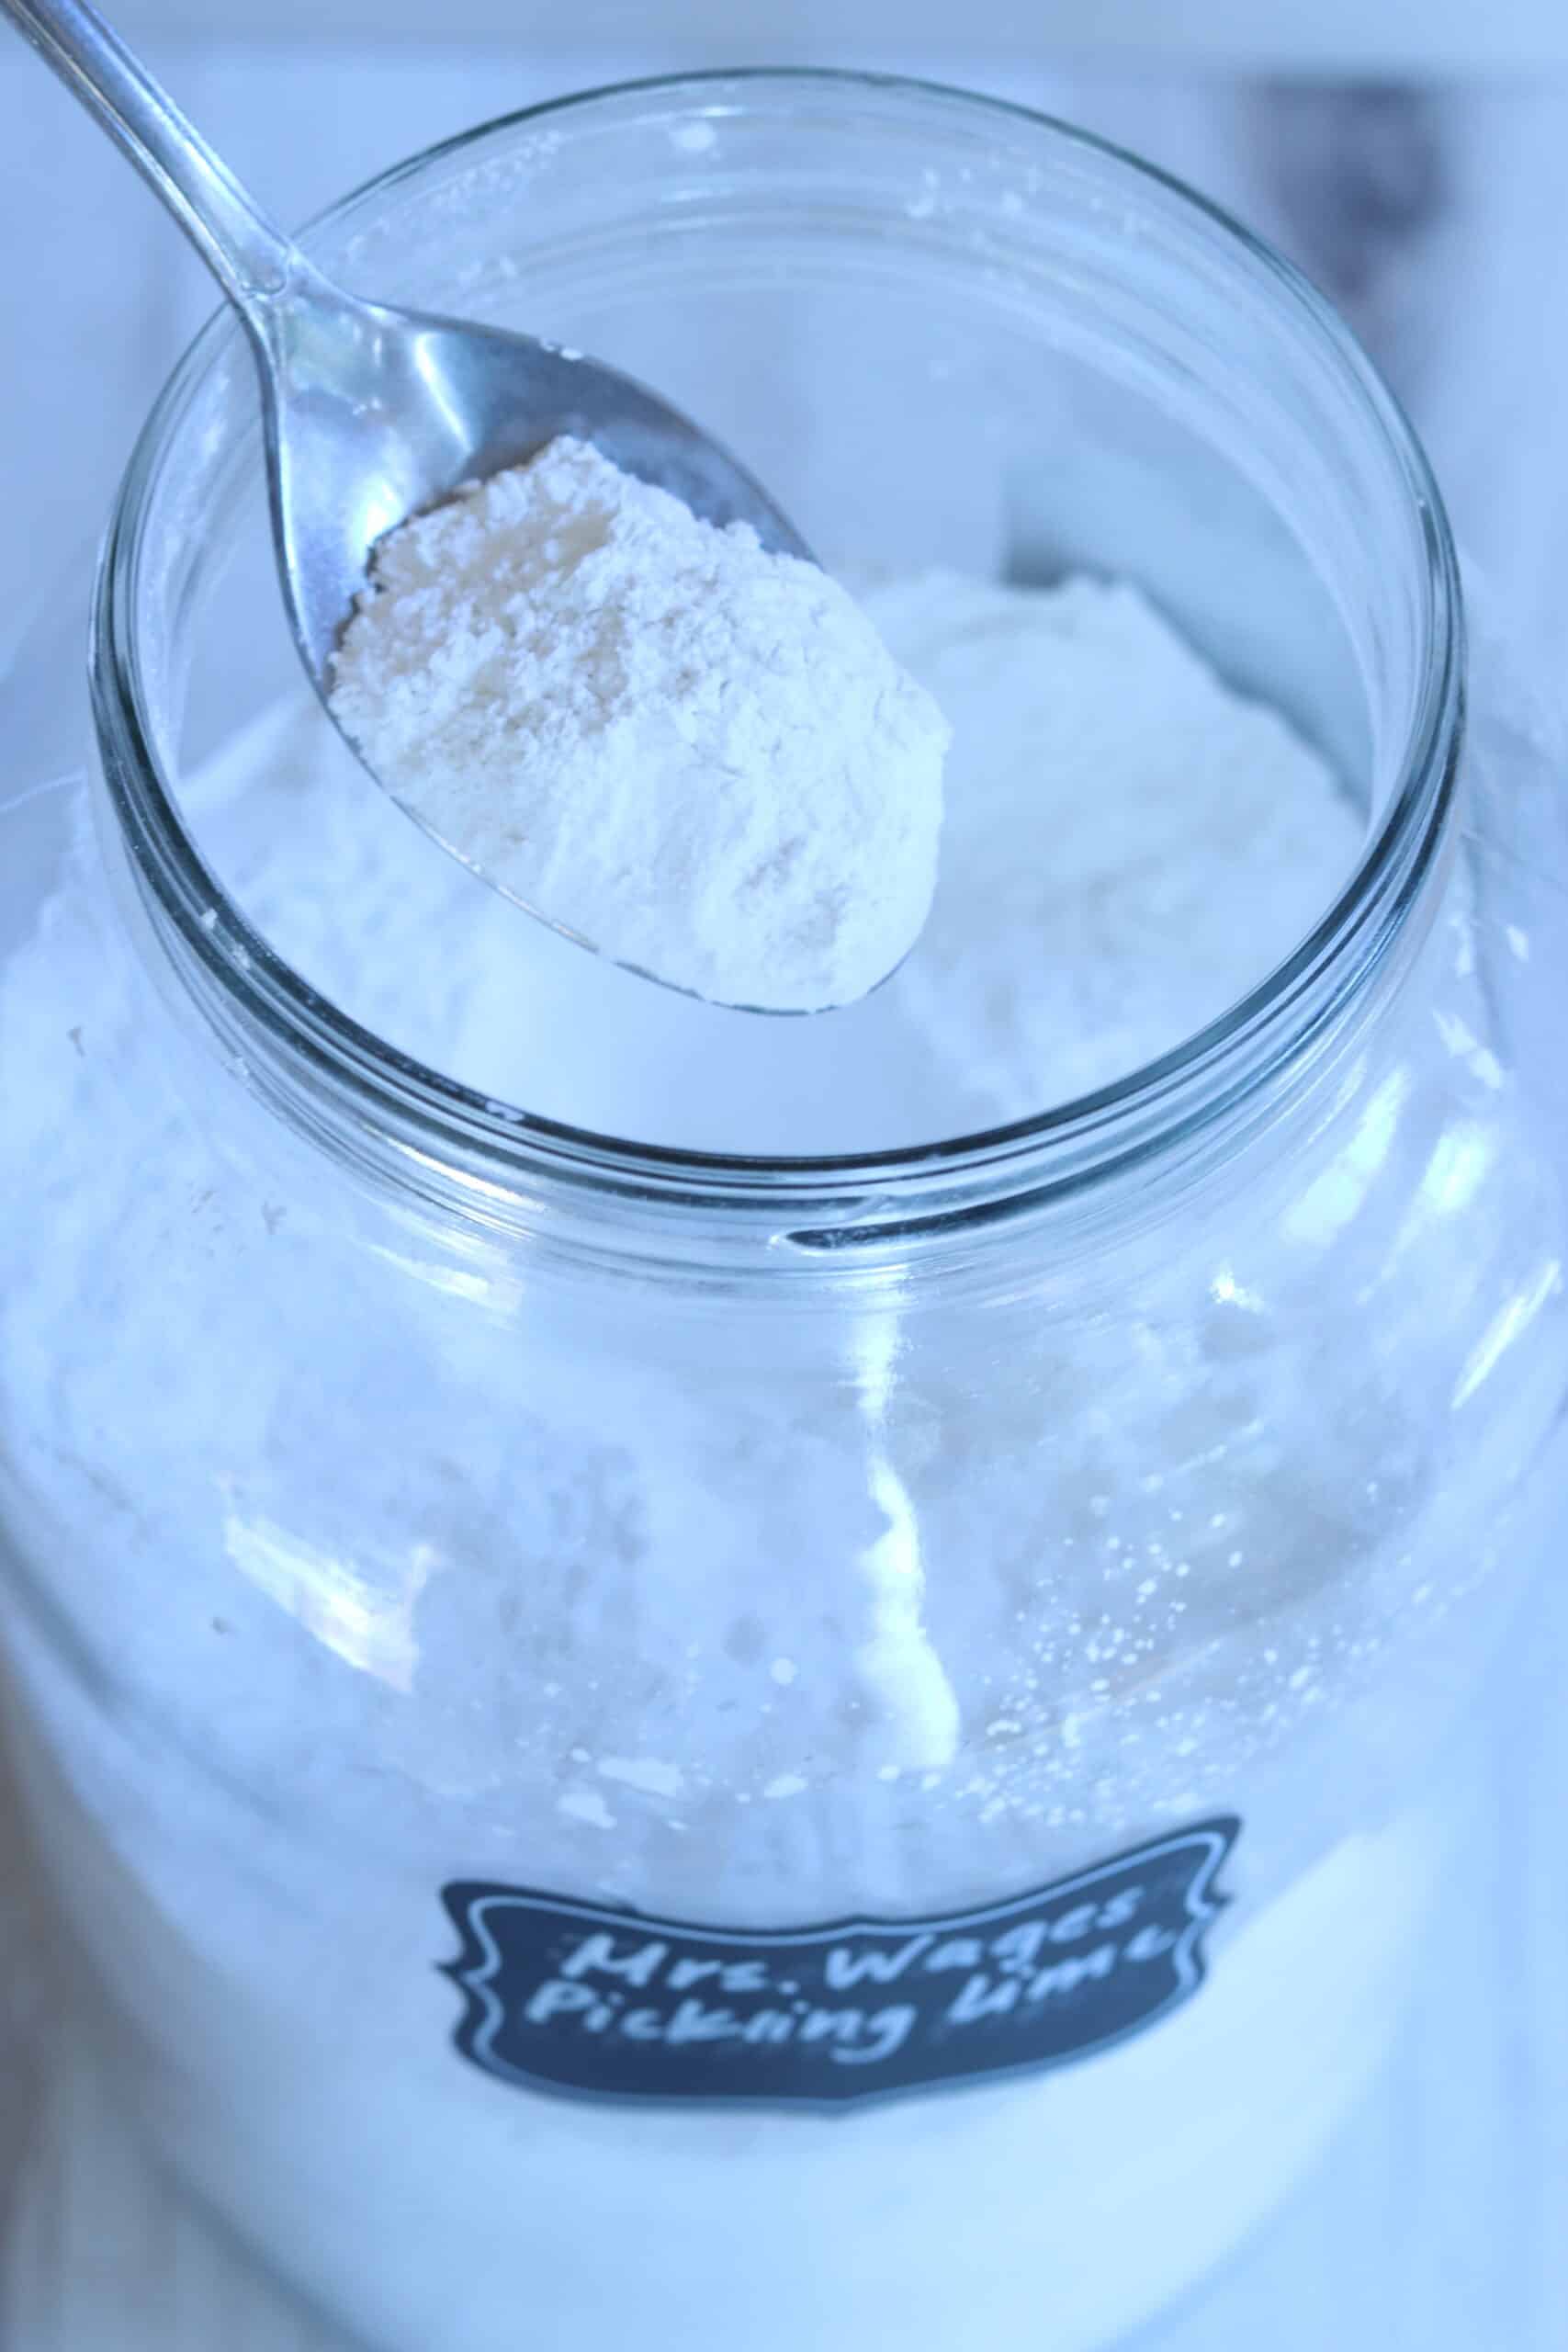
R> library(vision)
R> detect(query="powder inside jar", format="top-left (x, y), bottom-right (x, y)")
top-left (274, 567), bottom-right (1364, 1156)
top-left (5, 564), bottom-right (1464, 2352)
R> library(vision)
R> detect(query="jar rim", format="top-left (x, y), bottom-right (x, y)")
top-left (92, 66), bottom-right (1463, 1231)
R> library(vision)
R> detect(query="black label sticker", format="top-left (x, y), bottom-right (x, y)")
top-left (440, 1815), bottom-right (1238, 2111)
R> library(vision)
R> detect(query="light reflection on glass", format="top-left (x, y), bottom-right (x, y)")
top-left (367, 1244), bottom-right (498, 1306)
top-left (1451, 1259), bottom-right (1564, 1410)
top-left (852, 1313), bottom-right (960, 1774)
top-left (223, 1508), bottom-right (438, 1691)
top-left (1416, 1123), bottom-right (1494, 1219)
top-left (1281, 1067), bottom-right (1412, 1248)
top-left (1375, 1122), bottom-right (1497, 1284)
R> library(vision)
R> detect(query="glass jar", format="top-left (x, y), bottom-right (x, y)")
top-left (3, 69), bottom-right (1568, 2352)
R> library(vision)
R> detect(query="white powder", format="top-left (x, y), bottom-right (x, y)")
top-left (879, 573), bottom-right (1366, 1110)
top-left (5, 570), bottom-right (1559, 2352)
top-left (329, 437), bottom-right (949, 1013)
top-left (249, 571), bottom-right (1360, 1159)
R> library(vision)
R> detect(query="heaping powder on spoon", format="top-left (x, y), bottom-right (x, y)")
top-left (328, 436), bottom-right (950, 1012)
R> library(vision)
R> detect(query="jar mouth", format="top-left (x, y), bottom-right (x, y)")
top-left (93, 67), bottom-right (1462, 1224)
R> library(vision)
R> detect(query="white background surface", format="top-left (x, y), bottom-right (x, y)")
top-left (2, 30), bottom-right (1568, 2351)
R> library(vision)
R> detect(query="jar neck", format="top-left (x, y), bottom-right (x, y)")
top-left (91, 72), bottom-right (1464, 1283)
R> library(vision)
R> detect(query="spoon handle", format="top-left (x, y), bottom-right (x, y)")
top-left (0, 0), bottom-right (301, 316)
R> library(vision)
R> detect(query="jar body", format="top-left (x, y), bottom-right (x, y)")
top-left (5, 75), bottom-right (1568, 2352)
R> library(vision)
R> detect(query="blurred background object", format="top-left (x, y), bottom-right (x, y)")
top-left (80, 0), bottom-right (1568, 64)
top-left (3, 4), bottom-right (1567, 2347)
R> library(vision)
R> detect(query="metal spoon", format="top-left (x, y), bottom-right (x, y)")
top-left (2, 0), bottom-right (816, 997)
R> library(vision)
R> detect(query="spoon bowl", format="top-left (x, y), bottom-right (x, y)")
top-left (254, 280), bottom-right (813, 684)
